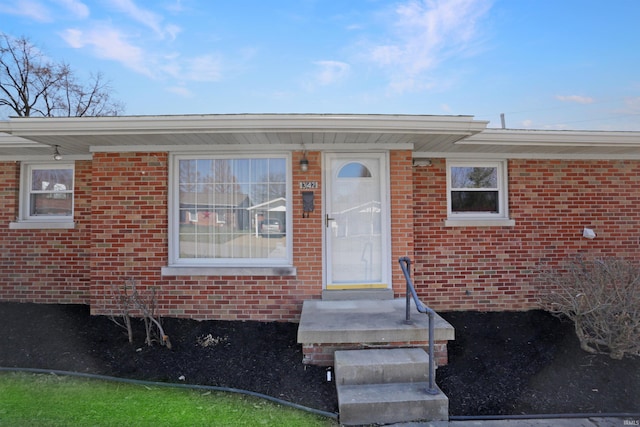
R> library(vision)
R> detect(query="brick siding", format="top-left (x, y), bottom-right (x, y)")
top-left (89, 151), bottom-right (326, 321)
top-left (2, 154), bottom-right (639, 319)
top-left (0, 160), bottom-right (91, 304)
top-left (412, 158), bottom-right (640, 311)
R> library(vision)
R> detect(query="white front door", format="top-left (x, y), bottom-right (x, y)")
top-left (324, 153), bottom-right (390, 290)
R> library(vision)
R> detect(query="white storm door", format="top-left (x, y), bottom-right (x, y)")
top-left (324, 153), bottom-right (390, 289)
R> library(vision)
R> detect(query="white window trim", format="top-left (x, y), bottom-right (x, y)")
top-left (445, 159), bottom-right (515, 227)
top-left (165, 153), bottom-right (293, 274)
top-left (10, 161), bottom-right (76, 230)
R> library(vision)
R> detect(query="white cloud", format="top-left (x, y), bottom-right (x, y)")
top-left (62, 24), bottom-right (224, 84)
top-left (313, 60), bottom-right (351, 85)
top-left (54, 0), bottom-right (89, 19)
top-left (555, 95), bottom-right (595, 104)
top-left (105, 0), bottom-right (181, 40)
top-left (366, 0), bottom-right (492, 93)
top-left (0, 0), bottom-right (52, 22)
top-left (61, 26), bottom-right (153, 77)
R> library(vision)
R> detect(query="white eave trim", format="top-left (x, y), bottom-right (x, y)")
top-left (458, 128), bottom-right (640, 147)
top-left (0, 114), bottom-right (488, 136)
top-left (90, 142), bottom-right (416, 153)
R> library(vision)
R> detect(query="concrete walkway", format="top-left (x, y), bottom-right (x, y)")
top-left (391, 417), bottom-right (637, 426)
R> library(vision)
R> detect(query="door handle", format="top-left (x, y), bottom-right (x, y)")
top-left (325, 214), bottom-right (335, 227)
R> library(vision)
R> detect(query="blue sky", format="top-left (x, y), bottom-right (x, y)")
top-left (1, 0), bottom-right (640, 130)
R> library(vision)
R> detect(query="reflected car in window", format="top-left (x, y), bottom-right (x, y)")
top-left (260, 218), bottom-right (284, 237)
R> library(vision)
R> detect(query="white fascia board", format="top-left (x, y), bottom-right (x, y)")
top-left (413, 151), bottom-right (640, 160)
top-left (459, 128), bottom-right (640, 147)
top-left (90, 142), bottom-right (416, 153)
top-left (1, 114), bottom-right (488, 136)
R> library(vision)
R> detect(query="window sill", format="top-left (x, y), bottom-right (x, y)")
top-left (9, 221), bottom-right (76, 230)
top-left (161, 265), bottom-right (297, 277)
top-left (444, 218), bottom-right (516, 227)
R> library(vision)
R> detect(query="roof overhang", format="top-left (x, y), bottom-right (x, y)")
top-left (0, 113), bottom-right (487, 160)
top-left (2, 114), bottom-right (640, 160)
top-left (435, 129), bottom-right (640, 159)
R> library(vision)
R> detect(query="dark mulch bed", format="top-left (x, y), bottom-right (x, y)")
top-left (0, 302), bottom-right (638, 416)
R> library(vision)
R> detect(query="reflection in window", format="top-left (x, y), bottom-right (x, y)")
top-left (447, 162), bottom-right (508, 217)
top-left (450, 166), bottom-right (498, 213)
top-left (175, 156), bottom-right (288, 263)
top-left (338, 162), bottom-right (372, 178)
top-left (28, 166), bottom-right (74, 216)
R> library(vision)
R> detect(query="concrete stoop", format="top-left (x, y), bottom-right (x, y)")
top-left (335, 348), bottom-right (448, 426)
top-left (297, 299), bottom-right (455, 366)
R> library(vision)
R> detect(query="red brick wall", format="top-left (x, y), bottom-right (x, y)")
top-left (88, 150), bottom-right (411, 320)
top-left (412, 158), bottom-right (640, 311)
top-left (89, 152), bottom-right (169, 315)
top-left (5, 153), bottom-right (639, 318)
top-left (291, 150), bottom-right (324, 302)
top-left (0, 161), bottom-right (92, 304)
top-left (390, 150), bottom-right (415, 295)
top-left (89, 151), bottom-right (325, 321)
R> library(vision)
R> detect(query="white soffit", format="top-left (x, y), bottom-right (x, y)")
top-left (412, 128), bottom-right (640, 158)
top-left (5, 114), bottom-right (640, 159)
top-left (459, 129), bottom-right (640, 147)
top-left (0, 114), bottom-right (488, 157)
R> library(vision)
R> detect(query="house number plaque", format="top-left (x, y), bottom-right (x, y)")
top-left (299, 181), bottom-right (318, 189)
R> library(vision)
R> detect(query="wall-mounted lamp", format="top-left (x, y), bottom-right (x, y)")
top-left (299, 152), bottom-right (309, 172)
top-left (53, 145), bottom-right (63, 161)
top-left (413, 158), bottom-right (432, 167)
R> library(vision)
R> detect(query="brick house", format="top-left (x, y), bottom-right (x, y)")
top-left (2, 113), bottom-right (640, 324)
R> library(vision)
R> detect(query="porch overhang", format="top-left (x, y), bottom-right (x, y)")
top-left (0, 113), bottom-right (487, 160)
top-left (3, 113), bottom-right (640, 160)
top-left (414, 128), bottom-right (640, 159)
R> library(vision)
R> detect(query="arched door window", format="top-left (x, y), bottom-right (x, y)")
top-left (337, 162), bottom-right (372, 178)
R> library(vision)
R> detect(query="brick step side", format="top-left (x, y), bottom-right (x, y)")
top-left (302, 341), bottom-right (449, 366)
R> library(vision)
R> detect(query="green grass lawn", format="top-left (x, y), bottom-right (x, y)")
top-left (0, 372), bottom-right (337, 427)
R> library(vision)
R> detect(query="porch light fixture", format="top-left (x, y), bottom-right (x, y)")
top-left (299, 152), bottom-right (309, 172)
top-left (53, 145), bottom-right (63, 161)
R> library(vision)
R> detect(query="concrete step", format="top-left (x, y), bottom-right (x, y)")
top-left (337, 382), bottom-right (448, 425)
top-left (298, 299), bottom-right (455, 366)
top-left (335, 348), bottom-right (430, 385)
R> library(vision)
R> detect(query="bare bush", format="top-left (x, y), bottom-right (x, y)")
top-left (109, 278), bottom-right (171, 349)
top-left (537, 256), bottom-right (640, 359)
top-left (109, 278), bottom-right (135, 344)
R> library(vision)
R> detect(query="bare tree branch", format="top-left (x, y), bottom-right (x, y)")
top-left (0, 33), bottom-right (124, 117)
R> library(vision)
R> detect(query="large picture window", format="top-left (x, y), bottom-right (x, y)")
top-left (170, 154), bottom-right (290, 266)
top-left (446, 160), bottom-right (511, 224)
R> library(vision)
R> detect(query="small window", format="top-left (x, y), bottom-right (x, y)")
top-left (446, 160), bottom-right (512, 225)
top-left (11, 162), bottom-right (75, 228)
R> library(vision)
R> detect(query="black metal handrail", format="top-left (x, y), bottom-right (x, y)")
top-left (399, 256), bottom-right (438, 395)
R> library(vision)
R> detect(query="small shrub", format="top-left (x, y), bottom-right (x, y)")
top-left (537, 256), bottom-right (640, 359)
top-left (109, 278), bottom-right (171, 349)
